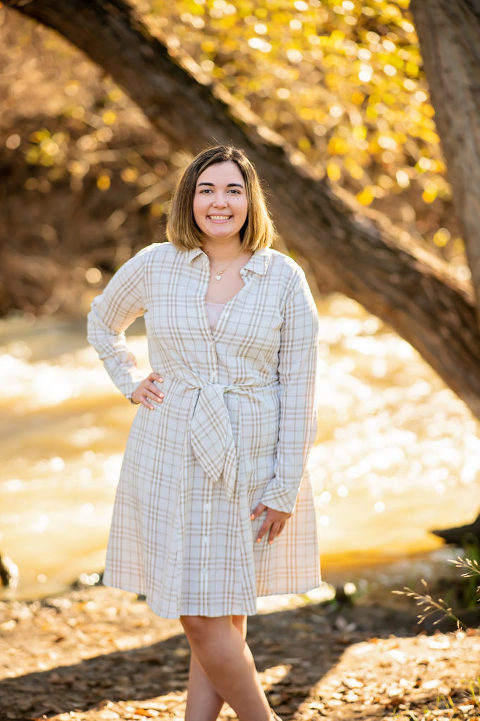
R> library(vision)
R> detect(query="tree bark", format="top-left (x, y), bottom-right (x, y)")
top-left (4, 0), bottom-right (480, 417)
top-left (410, 0), bottom-right (480, 319)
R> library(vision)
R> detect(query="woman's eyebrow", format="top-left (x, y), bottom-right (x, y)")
top-left (197, 181), bottom-right (244, 188)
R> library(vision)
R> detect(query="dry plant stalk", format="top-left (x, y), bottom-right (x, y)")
top-left (392, 578), bottom-right (463, 629)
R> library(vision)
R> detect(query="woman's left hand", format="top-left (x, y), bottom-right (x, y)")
top-left (250, 502), bottom-right (292, 544)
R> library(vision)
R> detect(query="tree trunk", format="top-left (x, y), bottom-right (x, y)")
top-left (4, 0), bottom-right (480, 418)
top-left (410, 0), bottom-right (480, 319)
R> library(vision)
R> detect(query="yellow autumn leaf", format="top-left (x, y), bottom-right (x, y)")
top-left (102, 110), bottom-right (116, 125)
top-left (422, 182), bottom-right (438, 203)
top-left (327, 161), bottom-right (342, 181)
top-left (356, 187), bottom-right (375, 205)
top-left (405, 60), bottom-right (419, 77)
top-left (150, 202), bottom-right (164, 217)
top-left (352, 125), bottom-right (367, 141)
top-left (347, 162), bottom-right (364, 180)
top-left (328, 136), bottom-right (350, 155)
top-left (96, 173), bottom-right (111, 191)
top-left (298, 136), bottom-right (311, 152)
top-left (121, 167), bottom-right (139, 183)
top-left (201, 40), bottom-right (216, 53)
top-left (351, 90), bottom-right (365, 105)
top-left (433, 228), bottom-right (451, 247)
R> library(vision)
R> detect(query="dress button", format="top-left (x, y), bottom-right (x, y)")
top-left (204, 502), bottom-right (211, 512)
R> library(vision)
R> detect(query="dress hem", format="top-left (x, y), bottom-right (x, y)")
top-left (101, 577), bottom-right (322, 619)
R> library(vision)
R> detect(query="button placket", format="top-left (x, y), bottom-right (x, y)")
top-left (200, 496), bottom-right (212, 588)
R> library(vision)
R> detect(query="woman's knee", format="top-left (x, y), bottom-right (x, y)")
top-left (180, 615), bottom-right (230, 643)
top-left (232, 614), bottom-right (247, 638)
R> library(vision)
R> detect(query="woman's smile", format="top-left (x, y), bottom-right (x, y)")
top-left (207, 214), bottom-right (233, 223)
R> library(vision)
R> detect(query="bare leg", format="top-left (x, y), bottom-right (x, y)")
top-left (185, 654), bottom-right (223, 721)
top-left (184, 615), bottom-right (247, 721)
top-left (180, 614), bottom-right (271, 721)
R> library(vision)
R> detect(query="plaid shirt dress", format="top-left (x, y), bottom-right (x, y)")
top-left (87, 241), bottom-right (321, 618)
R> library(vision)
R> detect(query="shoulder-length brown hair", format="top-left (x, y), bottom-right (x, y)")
top-left (166, 145), bottom-right (276, 251)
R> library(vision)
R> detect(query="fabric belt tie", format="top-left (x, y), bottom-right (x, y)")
top-left (190, 382), bottom-right (238, 499)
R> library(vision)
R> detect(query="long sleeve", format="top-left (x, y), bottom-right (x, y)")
top-left (87, 247), bottom-right (150, 400)
top-left (260, 270), bottom-right (319, 514)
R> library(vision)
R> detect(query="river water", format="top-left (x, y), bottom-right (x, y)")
top-left (1, 294), bottom-right (479, 601)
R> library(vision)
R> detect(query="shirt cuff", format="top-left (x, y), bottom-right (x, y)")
top-left (260, 480), bottom-right (299, 514)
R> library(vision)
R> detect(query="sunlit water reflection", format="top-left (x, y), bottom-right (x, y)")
top-left (1, 295), bottom-right (479, 600)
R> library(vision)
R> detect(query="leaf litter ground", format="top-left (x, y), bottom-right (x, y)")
top-left (0, 586), bottom-right (479, 721)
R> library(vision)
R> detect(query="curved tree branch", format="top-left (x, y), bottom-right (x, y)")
top-left (4, 0), bottom-right (480, 417)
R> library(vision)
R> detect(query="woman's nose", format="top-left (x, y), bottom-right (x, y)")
top-left (212, 193), bottom-right (227, 207)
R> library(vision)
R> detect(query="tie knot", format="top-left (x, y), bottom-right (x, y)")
top-left (208, 382), bottom-right (225, 393)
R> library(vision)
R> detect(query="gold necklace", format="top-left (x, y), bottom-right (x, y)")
top-left (209, 251), bottom-right (245, 281)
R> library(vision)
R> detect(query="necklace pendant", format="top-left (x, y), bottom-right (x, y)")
top-left (215, 273), bottom-right (222, 281)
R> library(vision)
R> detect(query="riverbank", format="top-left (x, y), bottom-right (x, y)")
top-left (1, 583), bottom-right (479, 721)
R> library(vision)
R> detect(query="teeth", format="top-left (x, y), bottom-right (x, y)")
top-left (208, 215), bottom-right (231, 220)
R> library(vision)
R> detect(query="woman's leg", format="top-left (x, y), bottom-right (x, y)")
top-left (184, 615), bottom-right (247, 721)
top-left (185, 654), bottom-right (223, 721)
top-left (180, 614), bottom-right (271, 721)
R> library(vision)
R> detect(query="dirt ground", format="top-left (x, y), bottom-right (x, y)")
top-left (0, 584), bottom-right (479, 721)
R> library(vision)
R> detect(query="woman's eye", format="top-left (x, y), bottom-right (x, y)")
top-left (197, 187), bottom-right (242, 195)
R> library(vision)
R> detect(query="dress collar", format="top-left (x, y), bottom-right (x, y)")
top-left (185, 246), bottom-right (271, 276)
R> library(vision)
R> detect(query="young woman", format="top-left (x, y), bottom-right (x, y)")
top-left (87, 145), bottom-right (320, 721)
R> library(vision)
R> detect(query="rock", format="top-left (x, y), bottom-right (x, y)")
top-left (0, 552), bottom-right (19, 590)
top-left (430, 511), bottom-right (480, 545)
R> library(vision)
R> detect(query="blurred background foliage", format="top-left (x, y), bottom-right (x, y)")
top-left (147, 0), bottom-right (449, 223)
top-left (0, 0), bottom-right (466, 316)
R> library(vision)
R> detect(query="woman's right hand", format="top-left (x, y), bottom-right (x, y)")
top-left (131, 372), bottom-right (164, 410)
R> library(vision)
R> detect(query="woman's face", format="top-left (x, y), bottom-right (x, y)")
top-left (193, 161), bottom-right (248, 245)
